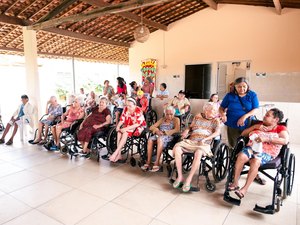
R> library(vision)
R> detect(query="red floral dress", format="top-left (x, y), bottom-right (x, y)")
top-left (119, 106), bottom-right (146, 137)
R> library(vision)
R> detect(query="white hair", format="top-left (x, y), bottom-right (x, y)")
top-left (203, 102), bottom-right (215, 112)
top-left (164, 106), bottom-right (175, 115)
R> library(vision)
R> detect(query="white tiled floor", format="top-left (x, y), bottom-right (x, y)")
top-left (0, 141), bottom-right (298, 225)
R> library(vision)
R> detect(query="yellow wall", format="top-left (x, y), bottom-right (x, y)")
top-left (129, 4), bottom-right (300, 96)
top-left (129, 4), bottom-right (300, 144)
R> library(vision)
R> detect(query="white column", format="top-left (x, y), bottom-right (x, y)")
top-left (22, 27), bottom-right (41, 129)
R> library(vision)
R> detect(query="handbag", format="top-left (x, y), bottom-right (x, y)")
top-left (237, 95), bottom-right (257, 127)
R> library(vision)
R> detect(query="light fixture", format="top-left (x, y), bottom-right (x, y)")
top-left (134, 7), bottom-right (150, 43)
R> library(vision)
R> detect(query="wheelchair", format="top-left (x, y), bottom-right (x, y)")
top-left (58, 119), bottom-right (84, 158)
top-left (223, 120), bottom-right (295, 214)
top-left (87, 124), bottom-right (114, 162)
top-left (29, 114), bottom-right (61, 146)
top-left (105, 126), bottom-right (148, 167)
top-left (0, 117), bottom-right (5, 132)
top-left (169, 136), bottom-right (230, 192)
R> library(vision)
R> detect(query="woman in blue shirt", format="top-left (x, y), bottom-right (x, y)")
top-left (219, 77), bottom-right (259, 148)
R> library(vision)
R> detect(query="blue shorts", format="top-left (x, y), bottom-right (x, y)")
top-left (241, 146), bottom-right (273, 165)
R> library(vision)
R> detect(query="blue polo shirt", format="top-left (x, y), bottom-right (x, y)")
top-left (220, 90), bottom-right (259, 130)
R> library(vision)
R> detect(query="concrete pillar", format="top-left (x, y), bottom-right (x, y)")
top-left (22, 27), bottom-right (41, 129)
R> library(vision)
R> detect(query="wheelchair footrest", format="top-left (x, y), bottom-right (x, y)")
top-left (253, 204), bottom-right (275, 214)
top-left (223, 191), bottom-right (241, 206)
top-left (101, 154), bottom-right (110, 160)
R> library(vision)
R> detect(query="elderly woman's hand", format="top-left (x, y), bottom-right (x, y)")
top-left (156, 130), bottom-right (164, 136)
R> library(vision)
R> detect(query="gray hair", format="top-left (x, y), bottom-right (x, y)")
top-left (99, 96), bottom-right (109, 104)
top-left (164, 106), bottom-right (175, 115)
top-left (203, 102), bottom-right (215, 112)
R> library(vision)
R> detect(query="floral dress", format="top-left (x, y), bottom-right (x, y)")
top-left (150, 120), bottom-right (175, 148)
top-left (119, 106), bottom-right (146, 137)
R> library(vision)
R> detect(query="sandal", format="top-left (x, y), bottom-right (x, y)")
top-left (173, 180), bottom-right (183, 189)
top-left (6, 140), bottom-right (13, 145)
top-left (0, 139), bottom-right (4, 144)
top-left (227, 183), bottom-right (239, 191)
top-left (149, 165), bottom-right (160, 172)
top-left (254, 175), bottom-right (266, 185)
top-left (141, 164), bottom-right (149, 171)
top-left (182, 184), bottom-right (192, 193)
top-left (234, 190), bottom-right (244, 199)
top-left (38, 140), bottom-right (47, 145)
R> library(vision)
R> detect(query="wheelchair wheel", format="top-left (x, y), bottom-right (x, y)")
top-left (212, 143), bottom-right (230, 182)
top-left (60, 146), bottom-right (68, 155)
top-left (287, 153), bottom-right (295, 196)
top-left (106, 126), bottom-right (117, 154)
top-left (205, 182), bottom-right (216, 192)
top-left (146, 109), bottom-right (157, 127)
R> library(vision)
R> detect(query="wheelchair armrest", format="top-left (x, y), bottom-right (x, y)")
top-left (39, 114), bottom-right (49, 121)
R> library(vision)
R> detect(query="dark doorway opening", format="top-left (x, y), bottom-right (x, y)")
top-left (185, 64), bottom-right (211, 99)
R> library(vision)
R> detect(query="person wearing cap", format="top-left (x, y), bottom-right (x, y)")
top-left (167, 90), bottom-right (190, 116)
top-left (0, 95), bottom-right (35, 145)
top-left (77, 96), bottom-right (111, 157)
top-left (109, 98), bottom-right (146, 163)
top-left (136, 90), bottom-right (148, 113)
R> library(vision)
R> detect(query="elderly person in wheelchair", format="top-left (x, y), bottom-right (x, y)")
top-left (109, 98), bottom-right (146, 163)
top-left (50, 97), bottom-right (85, 151)
top-left (30, 96), bottom-right (62, 145)
top-left (172, 102), bottom-right (221, 192)
top-left (141, 106), bottom-right (180, 172)
top-left (228, 108), bottom-right (289, 200)
top-left (77, 96), bottom-right (111, 157)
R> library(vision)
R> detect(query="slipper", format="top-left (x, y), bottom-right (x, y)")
top-left (254, 175), bottom-right (266, 185)
top-left (141, 164), bottom-right (149, 171)
top-left (30, 141), bottom-right (40, 145)
top-left (149, 165), bottom-right (160, 172)
top-left (173, 180), bottom-right (183, 189)
top-left (227, 183), bottom-right (239, 191)
top-left (182, 184), bottom-right (192, 193)
top-left (0, 139), bottom-right (5, 144)
top-left (234, 190), bottom-right (244, 199)
top-left (116, 159), bottom-right (126, 164)
top-left (6, 140), bottom-right (13, 145)
top-left (37, 140), bottom-right (47, 145)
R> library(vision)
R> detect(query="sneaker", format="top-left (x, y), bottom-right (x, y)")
top-left (49, 145), bottom-right (58, 151)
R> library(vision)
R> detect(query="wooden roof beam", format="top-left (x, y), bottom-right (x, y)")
top-left (37, 0), bottom-right (79, 23)
top-left (0, 46), bottom-right (128, 63)
top-left (28, 0), bottom-right (175, 31)
top-left (0, 14), bottom-right (129, 48)
top-left (83, 0), bottom-right (168, 31)
top-left (202, 0), bottom-right (217, 10)
top-left (273, 0), bottom-right (282, 15)
top-left (43, 27), bottom-right (130, 47)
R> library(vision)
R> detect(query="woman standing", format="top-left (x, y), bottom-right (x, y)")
top-left (219, 77), bottom-right (259, 148)
top-left (116, 77), bottom-right (127, 95)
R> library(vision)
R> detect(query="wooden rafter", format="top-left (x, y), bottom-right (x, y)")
top-left (273, 0), bottom-right (282, 15)
top-left (83, 0), bottom-right (168, 31)
top-left (202, 0), bottom-right (217, 10)
top-left (37, 0), bottom-right (79, 23)
top-left (43, 27), bottom-right (130, 47)
top-left (0, 46), bottom-right (128, 63)
top-left (0, 14), bottom-right (129, 47)
top-left (28, 0), bottom-right (176, 31)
